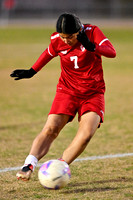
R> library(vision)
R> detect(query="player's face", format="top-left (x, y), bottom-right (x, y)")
top-left (59, 32), bottom-right (79, 46)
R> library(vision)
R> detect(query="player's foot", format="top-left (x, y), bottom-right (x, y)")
top-left (58, 158), bottom-right (65, 162)
top-left (16, 164), bottom-right (33, 181)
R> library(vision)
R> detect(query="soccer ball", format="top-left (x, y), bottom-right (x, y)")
top-left (38, 159), bottom-right (71, 190)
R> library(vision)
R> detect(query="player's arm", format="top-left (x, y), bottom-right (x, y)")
top-left (95, 39), bottom-right (116, 58)
top-left (93, 27), bottom-right (116, 58)
top-left (77, 26), bottom-right (116, 58)
top-left (10, 45), bottom-right (55, 80)
top-left (31, 47), bottom-right (54, 72)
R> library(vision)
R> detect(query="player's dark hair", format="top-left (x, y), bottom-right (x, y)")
top-left (56, 13), bottom-right (82, 34)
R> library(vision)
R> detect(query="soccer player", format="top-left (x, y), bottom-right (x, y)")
top-left (10, 13), bottom-right (116, 181)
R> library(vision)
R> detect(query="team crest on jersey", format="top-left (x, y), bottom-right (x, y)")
top-left (60, 50), bottom-right (67, 54)
top-left (80, 45), bottom-right (85, 52)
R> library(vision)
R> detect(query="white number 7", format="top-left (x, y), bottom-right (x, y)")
top-left (70, 56), bottom-right (79, 69)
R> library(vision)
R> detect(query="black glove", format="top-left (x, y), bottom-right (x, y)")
top-left (10, 68), bottom-right (36, 80)
top-left (77, 29), bottom-right (95, 52)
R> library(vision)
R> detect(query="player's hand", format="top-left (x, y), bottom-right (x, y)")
top-left (10, 68), bottom-right (36, 80)
top-left (77, 29), bottom-right (95, 52)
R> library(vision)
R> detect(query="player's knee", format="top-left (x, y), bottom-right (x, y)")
top-left (42, 126), bottom-right (60, 139)
top-left (82, 136), bottom-right (91, 146)
top-left (81, 130), bottom-right (94, 145)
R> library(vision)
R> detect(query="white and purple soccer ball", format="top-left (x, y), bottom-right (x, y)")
top-left (38, 159), bottom-right (71, 189)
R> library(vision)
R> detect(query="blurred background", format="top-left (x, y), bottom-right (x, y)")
top-left (0, 0), bottom-right (133, 26)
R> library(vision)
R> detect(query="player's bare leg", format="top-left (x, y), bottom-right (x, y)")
top-left (62, 112), bottom-right (100, 164)
top-left (29, 114), bottom-right (69, 159)
top-left (16, 114), bottom-right (69, 181)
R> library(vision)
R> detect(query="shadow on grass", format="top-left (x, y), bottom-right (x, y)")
top-left (62, 177), bottom-right (133, 194)
top-left (62, 186), bottom-right (118, 194)
top-left (90, 177), bottom-right (133, 184)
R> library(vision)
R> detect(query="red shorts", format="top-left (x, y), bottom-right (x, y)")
top-left (49, 92), bottom-right (105, 123)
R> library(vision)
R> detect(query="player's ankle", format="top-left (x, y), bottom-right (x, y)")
top-left (24, 155), bottom-right (38, 171)
top-left (22, 164), bottom-right (33, 172)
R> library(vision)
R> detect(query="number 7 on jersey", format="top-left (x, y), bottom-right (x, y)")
top-left (70, 56), bottom-right (79, 69)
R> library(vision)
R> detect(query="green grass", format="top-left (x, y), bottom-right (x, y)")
top-left (0, 26), bottom-right (133, 200)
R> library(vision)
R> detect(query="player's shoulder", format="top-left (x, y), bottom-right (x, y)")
top-left (50, 32), bottom-right (65, 51)
top-left (50, 32), bottom-right (60, 40)
top-left (83, 24), bottom-right (98, 31)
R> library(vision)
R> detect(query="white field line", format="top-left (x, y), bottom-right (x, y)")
top-left (0, 152), bottom-right (133, 173)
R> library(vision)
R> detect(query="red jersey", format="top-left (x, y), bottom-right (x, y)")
top-left (32, 24), bottom-right (116, 98)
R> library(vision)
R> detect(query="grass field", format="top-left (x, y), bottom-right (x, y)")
top-left (0, 26), bottom-right (133, 200)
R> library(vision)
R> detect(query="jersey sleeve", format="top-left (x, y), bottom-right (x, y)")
top-left (31, 32), bottom-right (59, 72)
top-left (93, 26), bottom-right (116, 58)
top-left (31, 48), bottom-right (53, 72)
top-left (31, 40), bottom-right (59, 72)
